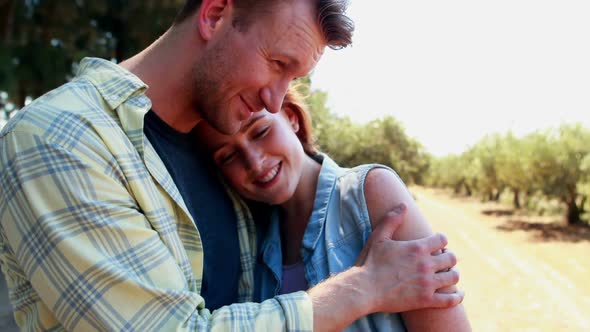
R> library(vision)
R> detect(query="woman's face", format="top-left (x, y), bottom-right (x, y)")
top-left (197, 108), bottom-right (306, 205)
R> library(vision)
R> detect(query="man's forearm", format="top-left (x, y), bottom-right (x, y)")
top-left (308, 266), bottom-right (372, 332)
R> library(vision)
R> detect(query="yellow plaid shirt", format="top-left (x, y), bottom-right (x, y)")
top-left (0, 57), bottom-right (312, 331)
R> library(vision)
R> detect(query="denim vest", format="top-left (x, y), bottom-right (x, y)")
top-left (255, 156), bottom-right (407, 331)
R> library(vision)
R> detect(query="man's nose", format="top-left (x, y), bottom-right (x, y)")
top-left (260, 78), bottom-right (290, 114)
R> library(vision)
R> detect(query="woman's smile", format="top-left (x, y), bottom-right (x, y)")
top-left (254, 161), bottom-right (283, 188)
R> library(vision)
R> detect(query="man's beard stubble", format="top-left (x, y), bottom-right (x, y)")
top-left (190, 41), bottom-right (239, 135)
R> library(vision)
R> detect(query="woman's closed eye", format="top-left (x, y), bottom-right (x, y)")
top-left (216, 151), bottom-right (236, 166)
top-left (252, 126), bottom-right (270, 139)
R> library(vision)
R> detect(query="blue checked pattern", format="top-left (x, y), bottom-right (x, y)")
top-left (0, 57), bottom-right (313, 331)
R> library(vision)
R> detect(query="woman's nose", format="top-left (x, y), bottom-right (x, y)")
top-left (244, 148), bottom-right (264, 173)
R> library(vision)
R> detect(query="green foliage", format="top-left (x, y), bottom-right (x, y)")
top-left (0, 0), bottom-right (182, 110)
top-left (427, 124), bottom-right (590, 225)
top-left (495, 132), bottom-right (533, 208)
top-left (302, 82), bottom-right (430, 185)
top-left (467, 134), bottom-right (504, 200)
top-left (426, 154), bottom-right (473, 195)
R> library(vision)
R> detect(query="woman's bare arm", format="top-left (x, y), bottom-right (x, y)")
top-left (364, 168), bottom-right (472, 332)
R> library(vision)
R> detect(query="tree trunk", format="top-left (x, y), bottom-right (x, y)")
top-left (565, 198), bottom-right (582, 226)
top-left (0, 0), bottom-right (16, 44)
top-left (513, 189), bottom-right (521, 209)
top-left (110, 11), bottom-right (128, 62)
top-left (493, 189), bottom-right (501, 202)
top-left (16, 81), bottom-right (26, 108)
top-left (454, 180), bottom-right (463, 194)
top-left (464, 183), bottom-right (472, 196)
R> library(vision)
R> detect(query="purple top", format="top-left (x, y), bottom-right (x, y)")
top-left (279, 261), bottom-right (308, 295)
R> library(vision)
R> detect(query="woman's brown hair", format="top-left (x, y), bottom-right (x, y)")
top-left (281, 86), bottom-right (319, 157)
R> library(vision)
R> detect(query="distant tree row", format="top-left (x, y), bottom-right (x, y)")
top-left (426, 125), bottom-right (590, 225)
top-left (295, 80), bottom-right (431, 186)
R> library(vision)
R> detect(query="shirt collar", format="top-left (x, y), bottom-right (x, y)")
top-left (76, 57), bottom-right (149, 110)
top-left (76, 57), bottom-right (153, 155)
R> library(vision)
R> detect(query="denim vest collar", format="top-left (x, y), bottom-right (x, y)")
top-left (259, 155), bottom-right (344, 291)
top-left (300, 155), bottom-right (343, 261)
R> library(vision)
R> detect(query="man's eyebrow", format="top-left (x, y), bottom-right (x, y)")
top-left (276, 50), bottom-right (300, 68)
top-left (243, 114), bottom-right (267, 131)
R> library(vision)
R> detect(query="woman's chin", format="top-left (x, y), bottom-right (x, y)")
top-left (262, 196), bottom-right (288, 206)
top-left (246, 193), bottom-right (290, 206)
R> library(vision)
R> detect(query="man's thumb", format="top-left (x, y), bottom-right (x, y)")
top-left (374, 203), bottom-right (407, 240)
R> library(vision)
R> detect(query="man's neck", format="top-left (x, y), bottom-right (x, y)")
top-left (120, 26), bottom-right (203, 133)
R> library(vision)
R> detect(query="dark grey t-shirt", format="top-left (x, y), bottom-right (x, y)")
top-left (144, 110), bottom-right (240, 311)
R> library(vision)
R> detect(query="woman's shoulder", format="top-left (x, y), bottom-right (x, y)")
top-left (362, 166), bottom-right (410, 230)
top-left (318, 155), bottom-right (405, 208)
top-left (335, 161), bottom-right (400, 190)
top-left (319, 154), bottom-right (393, 182)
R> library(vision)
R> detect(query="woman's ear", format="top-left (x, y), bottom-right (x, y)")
top-left (283, 106), bottom-right (300, 133)
top-left (198, 0), bottom-right (233, 41)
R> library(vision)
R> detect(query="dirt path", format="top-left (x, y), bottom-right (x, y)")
top-left (411, 187), bottom-right (590, 332)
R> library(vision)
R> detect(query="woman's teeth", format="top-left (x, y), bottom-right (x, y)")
top-left (258, 163), bottom-right (280, 183)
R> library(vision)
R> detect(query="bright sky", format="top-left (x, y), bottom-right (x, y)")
top-left (310, 1), bottom-right (590, 156)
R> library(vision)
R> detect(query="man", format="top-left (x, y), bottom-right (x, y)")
top-left (0, 0), bottom-right (463, 330)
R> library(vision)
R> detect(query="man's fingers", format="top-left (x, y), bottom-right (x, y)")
top-left (433, 268), bottom-right (460, 289)
top-left (371, 203), bottom-right (407, 241)
top-left (424, 233), bottom-right (448, 254)
top-left (432, 249), bottom-right (457, 272)
top-left (431, 290), bottom-right (465, 308)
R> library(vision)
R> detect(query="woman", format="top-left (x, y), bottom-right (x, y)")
top-left (196, 88), bottom-right (471, 331)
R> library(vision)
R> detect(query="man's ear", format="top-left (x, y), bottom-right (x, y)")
top-left (198, 0), bottom-right (233, 41)
top-left (283, 106), bottom-right (300, 133)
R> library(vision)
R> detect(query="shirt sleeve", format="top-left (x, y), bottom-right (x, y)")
top-left (0, 128), bottom-right (313, 331)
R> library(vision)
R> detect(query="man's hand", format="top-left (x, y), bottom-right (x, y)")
top-left (355, 203), bottom-right (464, 314)
top-left (309, 204), bottom-right (464, 332)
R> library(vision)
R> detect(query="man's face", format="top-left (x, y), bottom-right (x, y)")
top-left (193, 0), bottom-right (326, 135)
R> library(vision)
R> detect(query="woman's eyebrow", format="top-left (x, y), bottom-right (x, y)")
top-left (242, 114), bottom-right (267, 132)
